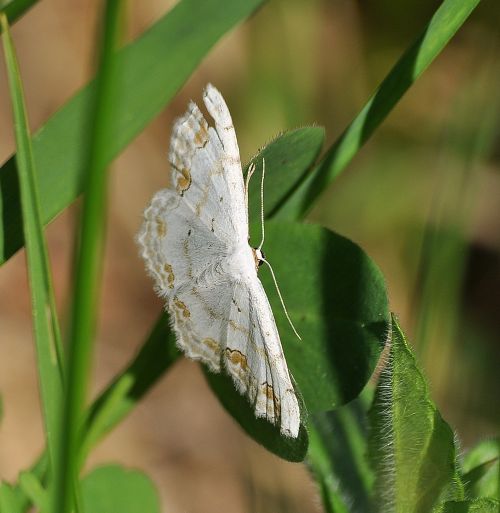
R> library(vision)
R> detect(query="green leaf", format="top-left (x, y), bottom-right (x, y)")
top-left (205, 370), bottom-right (309, 462)
top-left (245, 127), bottom-right (325, 223)
top-left (433, 498), bottom-right (500, 513)
top-left (276, 0), bottom-right (482, 220)
top-left (462, 438), bottom-right (499, 499)
top-left (81, 465), bottom-right (160, 513)
top-left (0, 12), bottom-right (63, 475)
top-left (0, 0), bottom-right (265, 267)
top-left (0, 483), bottom-right (26, 513)
top-left (368, 315), bottom-right (460, 513)
top-left (261, 222), bottom-right (389, 411)
top-left (0, 0), bottom-right (39, 25)
top-left (307, 396), bottom-right (375, 513)
top-left (308, 394), bottom-right (376, 513)
top-left (18, 472), bottom-right (47, 511)
top-left (206, 221), bottom-right (389, 461)
top-left (307, 422), bottom-right (352, 513)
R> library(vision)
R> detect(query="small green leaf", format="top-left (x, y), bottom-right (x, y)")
top-left (0, 482), bottom-right (25, 513)
top-left (18, 472), bottom-right (47, 511)
top-left (433, 498), bottom-right (500, 513)
top-left (81, 465), bottom-right (160, 513)
top-left (368, 315), bottom-right (459, 513)
top-left (246, 127), bottom-right (325, 222)
top-left (206, 221), bottom-right (389, 460)
top-left (462, 438), bottom-right (499, 499)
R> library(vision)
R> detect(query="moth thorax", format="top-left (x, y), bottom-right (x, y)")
top-left (252, 248), bottom-right (266, 270)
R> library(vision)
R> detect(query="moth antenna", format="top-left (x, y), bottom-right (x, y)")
top-left (257, 158), bottom-right (265, 251)
top-left (261, 258), bottom-right (302, 341)
top-left (245, 162), bottom-right (256, 213)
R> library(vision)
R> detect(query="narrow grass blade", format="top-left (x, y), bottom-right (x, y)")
top-left (275, 0), bottom-right (482, 220)
top-left (0, 0), bottom-right (39, 25)
top-left (0, 11), bottom-right (63, 474)
top-left (0, 0), bottom-right (265, 267)
top-left (11, 315), bottom-right (177, 513)
top-left (51, 3), bottom-right (123, 513)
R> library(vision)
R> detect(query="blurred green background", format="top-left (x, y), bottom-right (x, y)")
top-left (0, 0), bottom-right (498, 511)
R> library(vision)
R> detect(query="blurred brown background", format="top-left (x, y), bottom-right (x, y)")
top-left (0, 1), bottom-right (499, 511)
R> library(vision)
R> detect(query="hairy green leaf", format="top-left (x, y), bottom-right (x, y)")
top-left (369, 316), bottom-right (459, 513)
top-left (433, 498), bottom-right (500, 513)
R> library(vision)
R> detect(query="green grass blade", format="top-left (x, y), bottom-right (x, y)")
top-left (275, 0), bottom-right (482, 220)
top-left (368, 316), bottom-right (461, 513)
top-left (0, 0), bottom-right (39, 25)
top-left (0, 11), bottom-right (63, 475)
top-left (51, 3), bottom-right (123, 513)
top-left (10, 315), bottom-right (176, 513)
top-left (0, 0), bottom-right (265, 267)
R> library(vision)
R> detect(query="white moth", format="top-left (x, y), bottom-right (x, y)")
top-left (137, 84), bottom-right (300, 438)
